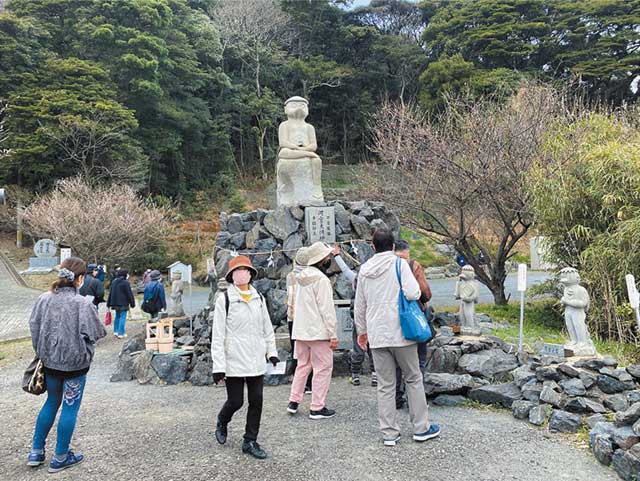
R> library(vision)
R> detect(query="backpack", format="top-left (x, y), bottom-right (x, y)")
top-left (141, 283), bottom-right (161, 313)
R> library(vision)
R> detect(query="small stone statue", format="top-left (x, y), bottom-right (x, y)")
top-left (559, 267), bottom-right (597, 356)
top-left (455, 265), bottom-right (480, 335)
top-left (276, 96), bottom-right (324, 206)
top-left (170, 271), bottom-right (185, 317)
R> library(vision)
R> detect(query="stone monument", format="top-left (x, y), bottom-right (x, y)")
top-left (25, 238), bottom-right (59, 274)
top-left (559, 267), bottom-right (597, 356)
top-left (169, 271), bottom-right (185, 317)
top-left (276, 96), bottom-right (324, 207)
top-left (455, 265), bottom-right (481, 335)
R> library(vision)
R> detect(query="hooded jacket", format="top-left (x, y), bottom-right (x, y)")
top-left (291, 266), bottom-right (337, 341)
top-left (29, 287), bottom-right (107, 372)
top-left (354, 251), bottom-right (421, 349)
top-left (210, 284), bottom-right (278, 377)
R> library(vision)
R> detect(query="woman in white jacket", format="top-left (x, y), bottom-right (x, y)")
top-left (287, 242), bottom-right (338, 420)
top-left (211, 255), bottom-right (279, 459)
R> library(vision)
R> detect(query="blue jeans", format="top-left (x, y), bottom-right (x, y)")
top-left (114, 310), bottom-right (128, 336)
top-left (32, 374), bottom-right (86, 456)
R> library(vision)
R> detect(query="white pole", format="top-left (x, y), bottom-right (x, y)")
top-left (517, 263), bottom-right (527, 352)
top-left (519, 290), bottom-right (525, 352)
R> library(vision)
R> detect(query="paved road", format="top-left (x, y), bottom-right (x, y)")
top-left (0, 257), bottom-right (41, 341)
top-left (0, 331), bottom-right (617, 481)
top-left (182, 271), bottom-right (552, 315)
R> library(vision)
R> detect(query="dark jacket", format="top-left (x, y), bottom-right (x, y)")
top-left (29, 287), bottom-right (107, 372)
top-left (107, 276), bottom-right (135, 311)
top-left (79, 273), bottom-right (105, 306)
top-left (143, 280), bottom-right (166, 312)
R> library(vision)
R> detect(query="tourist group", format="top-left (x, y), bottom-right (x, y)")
top-left (24, 227), bottom-right (440, 472)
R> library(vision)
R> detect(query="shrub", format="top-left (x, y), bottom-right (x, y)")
top-left (22, 177), bottom-right (172, 266)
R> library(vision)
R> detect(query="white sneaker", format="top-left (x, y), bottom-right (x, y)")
top-left (383, 435), bottom-right (401, 446)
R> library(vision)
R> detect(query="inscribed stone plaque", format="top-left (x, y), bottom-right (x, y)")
top-left (539, 343), bottom-right (565, 358)
top-left (34, 239), bottom-right (56, 258)
top-left (336, 302), bottom-right (353, 350)
top-left (305, 206), bottom-right (336, 244)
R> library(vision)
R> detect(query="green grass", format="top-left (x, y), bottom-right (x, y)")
top-left (399, 227), bottom-right (450, 267)
top-left (471, 299), bottom-right (640, 364)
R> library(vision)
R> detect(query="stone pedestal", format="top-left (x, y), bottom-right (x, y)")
top-left (277, 158), bottom-right (324, 207)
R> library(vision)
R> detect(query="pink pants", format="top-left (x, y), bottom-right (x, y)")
top-left (289, 340), bottom-right (334, 411)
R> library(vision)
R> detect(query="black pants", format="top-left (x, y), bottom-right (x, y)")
top-left (288, 321), bottom-right (313, 390)
top-left (218, 376), bottom-right (264, 441)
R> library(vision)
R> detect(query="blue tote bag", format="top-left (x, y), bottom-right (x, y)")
top-left (395, 258), bottom-right (434, 343)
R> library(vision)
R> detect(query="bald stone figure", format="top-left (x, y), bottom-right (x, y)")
top-left (276, 96), bottom-right (324, 206)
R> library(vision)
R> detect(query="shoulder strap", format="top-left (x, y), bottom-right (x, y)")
top-left (395, 257), bottom-right (402, 288)
top-left (224, 289), bottom-right (263, 317)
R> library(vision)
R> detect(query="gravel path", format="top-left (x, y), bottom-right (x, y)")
top-left (0, 325), bottom-right (617, 481)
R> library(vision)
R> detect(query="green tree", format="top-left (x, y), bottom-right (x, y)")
top-left (2, 57), bottom-right (145, 189)
top-left (530, 111), bottom-right (640, 341)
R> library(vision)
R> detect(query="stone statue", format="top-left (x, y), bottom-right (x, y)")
top-left (276, 96), bottom-right (324, 206)
top-left (559, 267), bottom-right (597, 356)
top-left (455, 265), bottom-right (480, 335)
top-left (170, 271), bottom-right (185, 317)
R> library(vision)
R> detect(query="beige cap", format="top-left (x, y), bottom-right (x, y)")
top-left (306, 242), bottom-right (333, 266)
top-left (294, 246), bottom-right (311, 266)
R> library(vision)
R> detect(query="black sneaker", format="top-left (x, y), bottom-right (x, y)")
top-left (348, 374), bottom-right (361, 386)
top-left (215, 419), bottom-right (227, 445)
top-left (309, 407), bottom-right (336, 420)
top-left (287, 401), bottom-right (299, 414)
top-left (242, 440), bottom-right (267, 460)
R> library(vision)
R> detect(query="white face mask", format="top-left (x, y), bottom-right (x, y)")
top-left (232, 269), bottom-right (251, 286)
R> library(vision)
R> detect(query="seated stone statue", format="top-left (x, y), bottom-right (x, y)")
top-left (455, 265), bottom-right (481, 335)
top-left (276, 96), bottom-right (324, 206)
top-left (170, 271), bottom-right (185, 317)
top-left (559, 267), bottom-right (596, 356)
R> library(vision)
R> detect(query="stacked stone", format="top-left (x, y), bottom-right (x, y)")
top-left (213, 201), bottom-right (400, 328)
top-left (109, 308), bottom-right (215, 386)
top-left (420, 335), bottom-right (640, 481)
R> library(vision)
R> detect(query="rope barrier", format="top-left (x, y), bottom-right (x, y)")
top-left (209, 238), bottom-right (371, 277)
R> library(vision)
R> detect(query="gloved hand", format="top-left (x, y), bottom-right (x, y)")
top-left (213, 372), bottom-right (225, 384)
top-left (268, 356), bottom-right (280, 367)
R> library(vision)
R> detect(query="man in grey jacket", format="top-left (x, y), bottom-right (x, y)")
top-left (354, 229), bottom-right (440, 446)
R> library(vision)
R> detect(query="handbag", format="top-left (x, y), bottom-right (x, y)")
top-left (395, 258), bottom-right (434, 343)
top-left (105, 311), bottom-right (112, 326)
top-left (22, 357), bottom-right (46, 395)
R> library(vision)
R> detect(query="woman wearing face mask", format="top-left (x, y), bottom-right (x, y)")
top-left (287, 242), bottom-right (339, 420)
top-left (211, 256), bottom-right (279, 460)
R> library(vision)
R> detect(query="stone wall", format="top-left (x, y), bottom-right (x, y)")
top-left (421, 335), bottom-right (640, 481)
top-left (213, 200), bottom-right (400, 328)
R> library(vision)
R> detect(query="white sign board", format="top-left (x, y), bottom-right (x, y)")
top-left (626, 274), bottom-right (639, 309)
top-left (517, 263), bottom-right (527, 292)
top-left (305, 206), bottom-right (336, 244)
top-left (33, 239), bottom-right (57, 258)
top-left (59, 248), bottom-right (72, 263)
